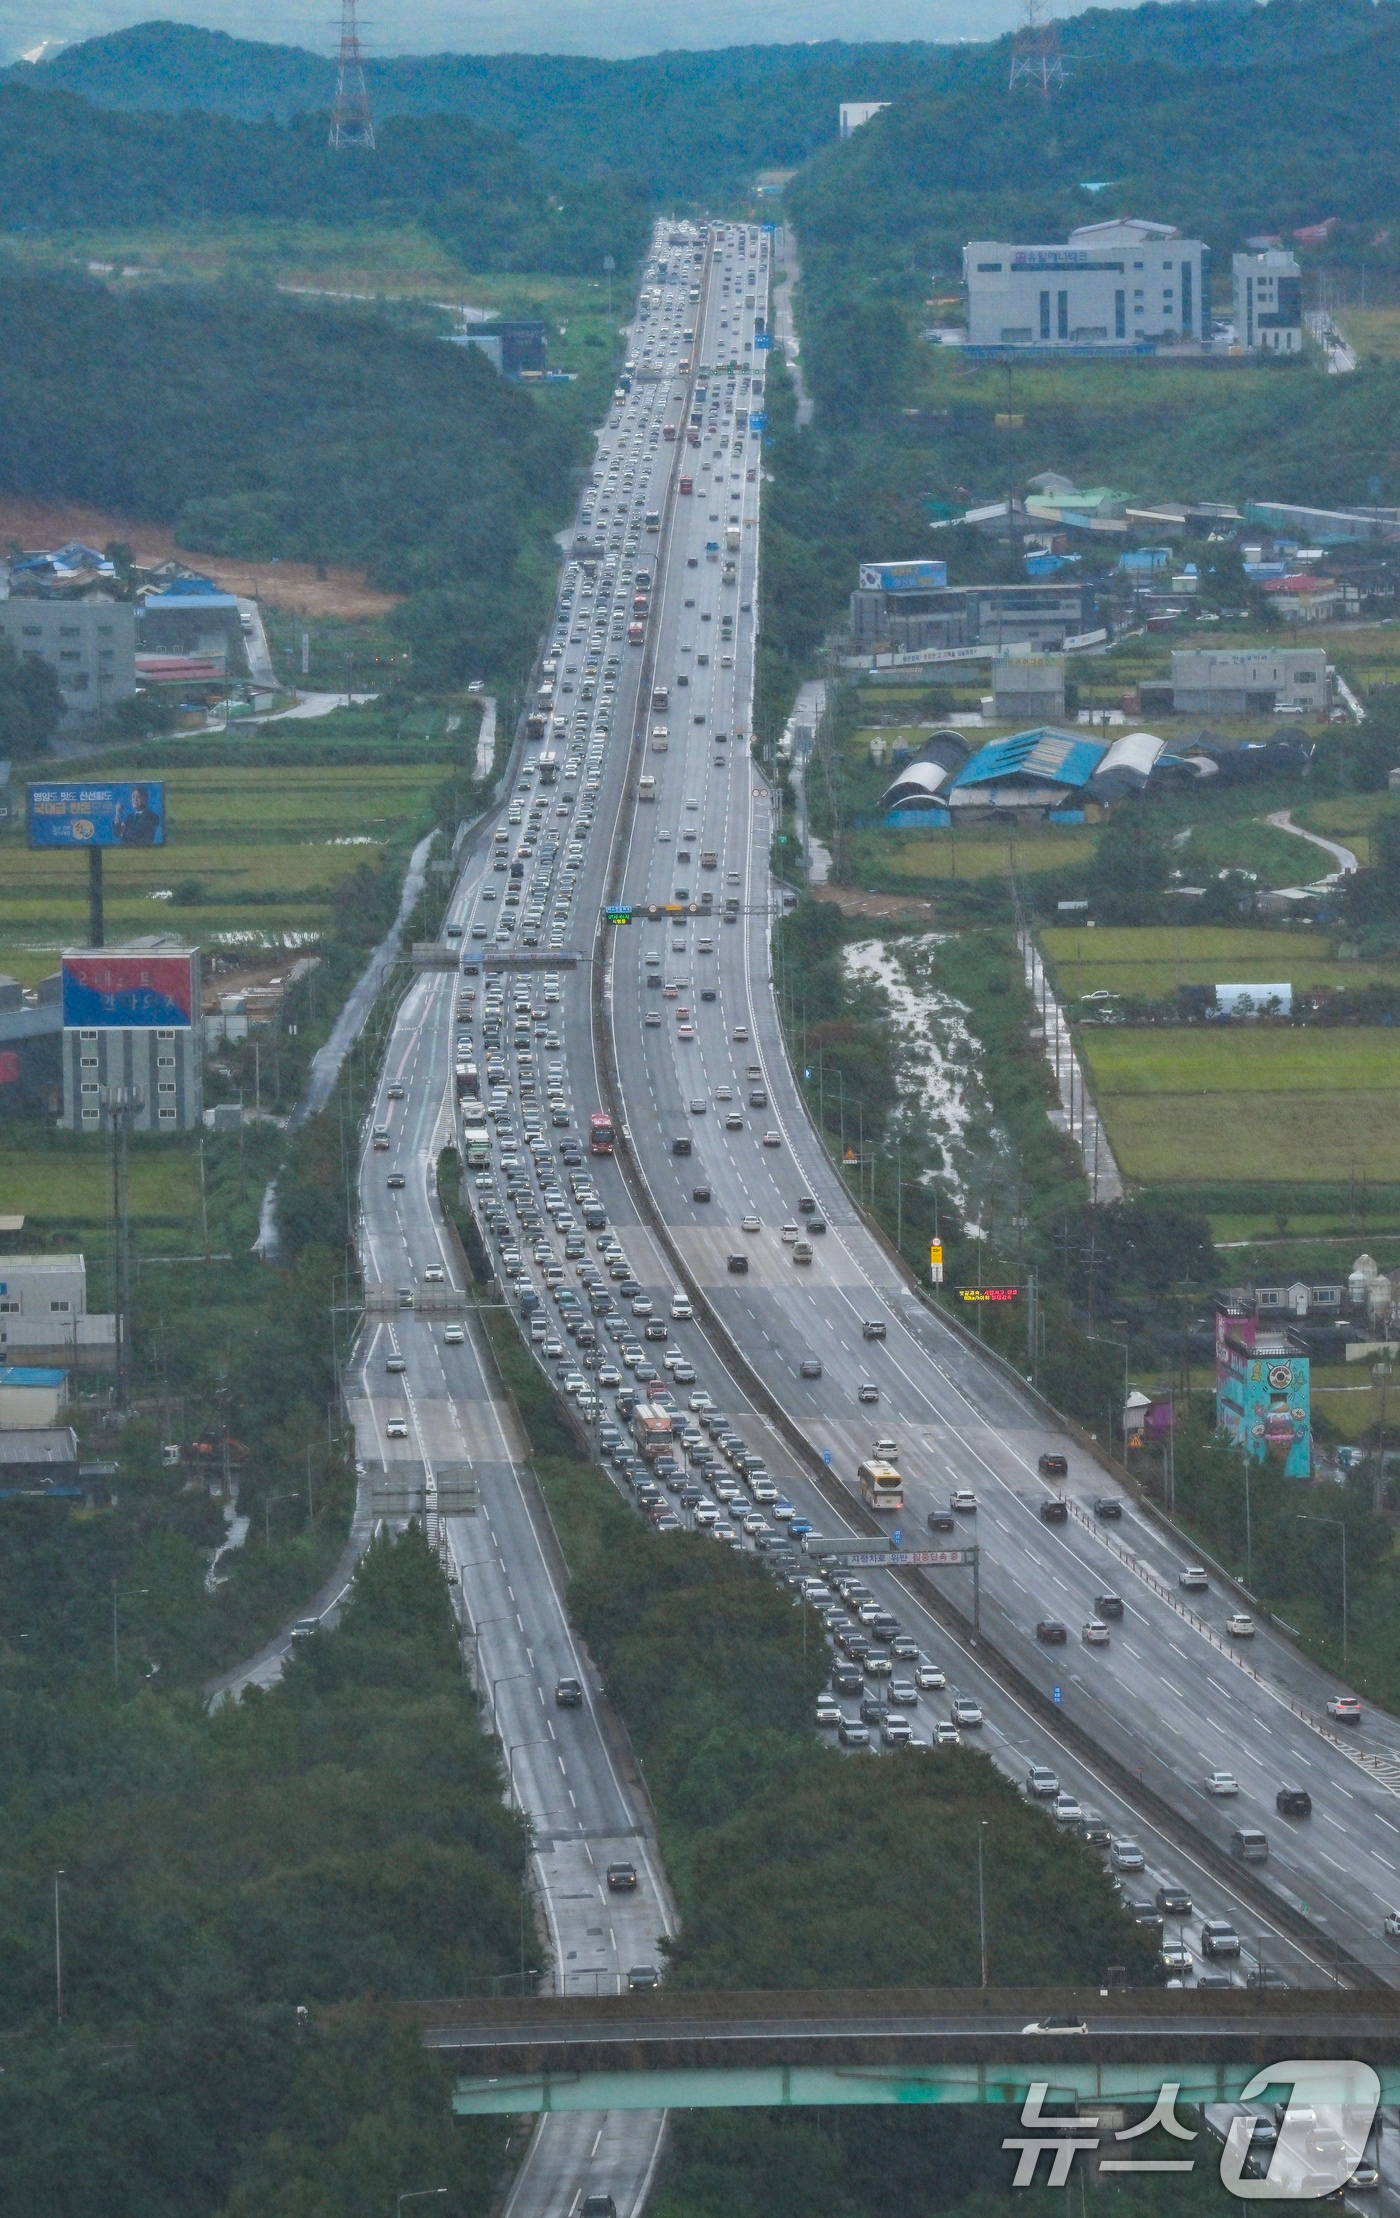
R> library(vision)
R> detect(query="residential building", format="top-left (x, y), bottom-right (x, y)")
top-left (0, 1254), bottom-right (115, 1363)
top-left (62, 1022), bottom-right (202, 1133)
top-left (1261, 573), bottom-right (1343, 623)
top-left (963, 219), bottom-right (1210, 351)
top-left (1252, 1279), bottom-right (1345, 1321)
top-left (1231, 249), bottom-right (1303, 354)
top-left (139, 576), bottom-right (244, 660)
top-left (60, 937), bottom-right (203, 1134)
top-left (0, 596), bottom-right (136, 724)
top-left (839, 102), bottom-right (889, 135)
top-left (1214, 1300), bottom-right (1311, 1478)
top-left (1169, 646), bottom-right (1328, 717)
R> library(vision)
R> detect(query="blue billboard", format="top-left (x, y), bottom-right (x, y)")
top-left (28, 782), bottom-right (165, 849)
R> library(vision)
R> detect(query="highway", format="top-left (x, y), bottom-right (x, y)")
top-left (348, 214), bottom-right (1400, 2218)
top-left (441, 218), bottom-right (1400, 1996)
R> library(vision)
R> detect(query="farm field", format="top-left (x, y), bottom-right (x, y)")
top-left (0, 758), bottom-right (450, 965)
top-left (1082, 1026), bottom-right (1400, 1184)
top-left (1043, 925), bottom-right (1400, 1001)
top-left (1, 1129), bottom-right (203, 1239)
top-left (864, 824), bottom-right (1097, 881)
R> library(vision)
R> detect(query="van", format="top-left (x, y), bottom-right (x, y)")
top-left (792, 1240), bottom-right (813, 1264)
top-left (1231, 1828), bottom-right (1270, 1863)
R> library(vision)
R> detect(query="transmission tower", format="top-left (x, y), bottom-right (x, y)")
top-left (329, 0), bottom-right (375, 150)
top-left (1009, 0), bottom-right (1069, 95)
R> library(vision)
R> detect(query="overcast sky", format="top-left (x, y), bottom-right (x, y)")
top-left (4, 0), bottom-right (1104, 67)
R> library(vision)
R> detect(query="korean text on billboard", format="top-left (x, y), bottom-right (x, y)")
top-left (28, 783), bottom-right (165, 849)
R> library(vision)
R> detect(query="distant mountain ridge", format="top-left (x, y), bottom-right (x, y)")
top-left (7, 0), bottom-right (1392, 193)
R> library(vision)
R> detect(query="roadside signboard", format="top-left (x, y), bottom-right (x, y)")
top-left (959, 1286), bottom-right (1019, 1304)
top-left (28, 782), bottom-right (165, 848)
top-left (930, 1238), bottom-right (944, 1285)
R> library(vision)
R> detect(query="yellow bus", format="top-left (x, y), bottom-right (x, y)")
top-left (858, 1459), bottom-right (904, 1511)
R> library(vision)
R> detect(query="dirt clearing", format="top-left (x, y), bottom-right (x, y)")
top-left (0, 494), bottom-right (399, 618)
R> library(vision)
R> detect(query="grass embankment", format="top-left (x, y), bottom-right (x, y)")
top-left (1, 1528), bottom-right (531, 2218)
top-left (536, 1456), bottom-right (1160, 1990)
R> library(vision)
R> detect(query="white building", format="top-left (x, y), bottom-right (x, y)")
top-left (0, 1255), bottom-right (115, 1362)
top-left (1170, 646), bottom-right (1328, 717)
top-left (0, 597), bottom-right (136, 724)
top-left (1231, 249), bottom-right (1303, 354)
top-left (963, 219), bottom-right (1210, 351)
top-left (839, 102), bottom-right (889, 136)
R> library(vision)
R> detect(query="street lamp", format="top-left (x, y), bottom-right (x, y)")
top-left (508, 1740), bottom-right (547, 1813)
top-left (54, 1868), bottom-right (64, 2023)
top-left (1296, 1513), bottom-right (1348, 1664)
top-left (977, 1820), bottom-right (989, 1989)
top-left (491, 1670), bottom-right (529, 1735)
top-left (264, 1490), bottom-right (299, 1547)
top-left (396, 2193), bottom-right (447, 2218)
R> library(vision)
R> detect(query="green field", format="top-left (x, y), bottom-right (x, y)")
top-left (1, 1130), bottom-right (203, 1238)
top-left (0, 758), bottom-right (450, 963)
top-left (869, 824), bottom-right (1098, 880)
top-left (1083, 1027), bottom-right (1400, 1183)
top-left (1044, 924), bottom-right (1400, 1001)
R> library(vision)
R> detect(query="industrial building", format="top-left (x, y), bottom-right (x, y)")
top-left (1231, 249), bottom-right (1303, 355)
top-left (992, 652), bottom-right (1065, 725)
top-left (882, 727), bottom-right (1167, 824)
top-left (0, 1254), bottom-right (115, 1364)
top-left (0, 1366), bottom-right (68, 1428)
top-left (963, 219), bottom-right (1210, 352)
top-left (0, 597), bottom-right (136, 725)
top-left (1169, 646), bottom-right (1328, 717)
top-left (848, 574), bottom-right (1094, 655)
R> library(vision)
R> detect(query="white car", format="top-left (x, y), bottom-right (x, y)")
top-left (914, 1663), bottom-right (946, 1690)
top-left (671, 1297), bottom-right (693, 1319)
top-left (1226, 1613), bottom-right (1256, 1637)
top-left (1110, 1837), bottom-right (1145, 1872)
top-left (385, 1417), bottom-right (408, 1440)
top-left (1204, 1770), bottom-right (1239, 1797)
top-left (1052, 1793), bottom-right (1083, 1825)
top-left (741, 1215), bottom-right (761, 1233)
top-left (443, 1324), bottom-right (465, 1345)
top-left (688, 1391), bottom-right (714, 1412)
top-left (815, 1696), bottom-right (842, 1727)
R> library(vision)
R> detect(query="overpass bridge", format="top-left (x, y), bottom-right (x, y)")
top-left (415, 1987), bottom-right (1400, 2117)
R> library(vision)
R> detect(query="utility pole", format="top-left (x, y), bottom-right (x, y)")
top-left (106, 1083), bottom-right (142, 1411)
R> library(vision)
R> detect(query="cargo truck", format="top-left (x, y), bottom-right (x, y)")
top-left (725, 526), bottom-right (742, 552)
top-left (632, 1402), bottom-right (673, 1460)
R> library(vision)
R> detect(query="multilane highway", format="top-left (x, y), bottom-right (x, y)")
top-left (456, 220), bottom-right (1400, 1990)
top-left (351, 218), bottom-right (1400, 2217)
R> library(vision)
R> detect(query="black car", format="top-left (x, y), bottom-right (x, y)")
top-left (832, 1661), bottom-right (864, 1695)
top-left (927, 1510), bottom-right (956, 1533)
top-left (606, 1862), bottom-right (637, 1892)
top-left (1124, 1896), bottom-right (1164, 1930)
top-left (1038, 1453), bottom-right (1068, 1478)
top-left (1155, 1882), bottom-right (1193, 1916)
top-left (727, 1253), bottom-right (749, 1274)
top-left (1276, 1786), bottom-right (1313, 1818)
top-left (1095, 1593), bottom-right (1125, 1620)
top-left (583, 2198), bottom-right (617, 2218)
top-left (860, 1693), bottom-right (886, 1725)
top-left (1035, 1620), bottom-right (1068, 1644)
top-left (555, 1676), bottom-right (584, 1707)
top-left (1094, 1497), bottom-right (1123, 1520)
top-left (693, 1183), bottom-right (712, 1202)
top-left (1039, 1498), bottom-right (1068, 1523)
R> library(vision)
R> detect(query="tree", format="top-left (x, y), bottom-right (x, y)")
top-left (0, 634), bottom-right (62, 758)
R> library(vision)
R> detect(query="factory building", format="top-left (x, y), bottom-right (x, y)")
top-left (848, 575), bottom-right (1093, 655)
top-left (964, 219), bottom-right (1210, 352)
top-left (1170, 646), bottom-right (1328, 718)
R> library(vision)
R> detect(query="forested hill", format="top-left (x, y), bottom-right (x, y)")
top-left (15, 0), bottom-right (1398, 200)
top-left (0, 83), bottom-right (647, 273)
top-left (789, 0), bottom-right (1400, 307)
